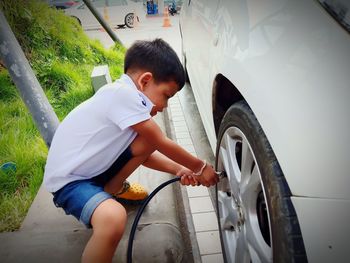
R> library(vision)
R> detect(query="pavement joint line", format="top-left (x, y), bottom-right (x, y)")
top-left (175, 133), bottom-right (192, 139)
top-left (201, 252), bottom-right (224, 257)
top-left (189, 209), bottom-right (217, 214)
top-left (173, 119), bottom-right (185, 125)
top-left (187, 195), bottom-right (214, 199)
top-left (171, 116), bottom-right (186, 121)
top-left (194, 229), bottom-right (220, 233)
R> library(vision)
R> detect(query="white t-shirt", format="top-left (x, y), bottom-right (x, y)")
top-left (43, 74), bottom-right (154, 193)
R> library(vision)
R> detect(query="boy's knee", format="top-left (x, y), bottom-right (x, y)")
top-left (91, 200), bottom-right (127, 242)
top-left (130, 135), bottom-right (156, 157)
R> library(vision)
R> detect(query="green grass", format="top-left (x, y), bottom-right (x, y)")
top-left (0, 0), bottom-right (126, 232)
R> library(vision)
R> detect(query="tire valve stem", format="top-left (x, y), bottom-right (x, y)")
top-left (215, 171), bottom-right (226, 179)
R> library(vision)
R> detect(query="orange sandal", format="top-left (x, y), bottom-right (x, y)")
top-left (114, 181), bottom-right (148, 205)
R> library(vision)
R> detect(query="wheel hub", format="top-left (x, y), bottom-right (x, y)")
top-left (233, 203), bottom-right (245, 232)
top-left (237, 204), bottom-right (245, 230)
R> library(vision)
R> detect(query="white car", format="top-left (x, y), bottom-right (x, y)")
top-left (65, 0), bottom-right (144, 29)
top-left (180, 0), bottom-right (350, 262)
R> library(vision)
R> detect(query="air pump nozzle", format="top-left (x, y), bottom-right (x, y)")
top-left (215, 171), bottom-right (226, 179)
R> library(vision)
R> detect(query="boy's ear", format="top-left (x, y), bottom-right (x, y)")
top-left (137, 72), bottom-right (153, 91)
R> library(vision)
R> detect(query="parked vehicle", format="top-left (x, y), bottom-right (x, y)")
top-left (48, 0), bottom-right (79, 9)
top-left (168, 1), bottom-right (176, 16)
top-left (64, 0), bottom-right (143, 29)
top-left (165, 0), bottom-right (182, 13)
top-left (180, 0), bottom-right (350, 262)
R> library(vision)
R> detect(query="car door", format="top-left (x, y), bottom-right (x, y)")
top-left (181, 0), bottom-right (219, 137)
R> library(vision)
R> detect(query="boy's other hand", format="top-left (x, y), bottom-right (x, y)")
top-left (194, 163), bottom-right (219, 187)
top-left (177, 167), bottom-right (198, 186)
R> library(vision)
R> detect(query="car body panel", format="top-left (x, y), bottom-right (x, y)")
top-left (291, 196), bottom-right (350, 262)
top-left (65, 0), bottom-right (143, 29)
top-left (180, 0), bottom-right (350, 200)
top-left (181, 0), bottom-right (220, 147)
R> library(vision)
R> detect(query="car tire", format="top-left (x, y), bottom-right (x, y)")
top-left (182, 55), bottom-right (190, 84)
top-left (71, 16), bottom-right (81, 26)
top-left (125, 13), bottom-right (134, 28)
top-left (215, 101), bottom-right (307, 263)
top-left (184, 64), bottom-right (190, 84)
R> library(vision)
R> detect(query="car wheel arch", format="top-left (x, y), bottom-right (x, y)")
top-left (212, 74), bottom-right (244, 136)
top-left (212, 74), bottom-right (287, 189)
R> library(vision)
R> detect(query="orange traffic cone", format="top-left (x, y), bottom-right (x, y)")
top-left (162, 7), bottom-right (171, 27)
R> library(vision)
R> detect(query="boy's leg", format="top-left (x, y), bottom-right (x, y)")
top-left (82, 135), bottom-right (154, 262)
top-left (82, 199), bottom-right (127, 263)
top-left (104, 135), bottom-right (155, 195)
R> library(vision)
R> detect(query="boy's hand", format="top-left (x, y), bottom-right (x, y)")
top-left (176, 167), bottom-right (198, 186)
top-left (194, 163), bottom-right (219, 187)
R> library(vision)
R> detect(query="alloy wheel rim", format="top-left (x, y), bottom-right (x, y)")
top-left (126, 14), bottom-right (134, 27)
top-left (217, 127), bottom-right (272, 263)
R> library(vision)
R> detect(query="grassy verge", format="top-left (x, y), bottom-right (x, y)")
top-left (0, 0), bottom-right (125, 232)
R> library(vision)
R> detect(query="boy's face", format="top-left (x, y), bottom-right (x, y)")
top-left (142, 78), bottom-right (179, 116)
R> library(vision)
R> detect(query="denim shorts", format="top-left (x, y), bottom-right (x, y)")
top-left (52, 146), bottom-right (133, 228)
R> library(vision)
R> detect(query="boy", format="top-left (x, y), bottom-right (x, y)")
top-left (43, 39), bottom-right (218, 262)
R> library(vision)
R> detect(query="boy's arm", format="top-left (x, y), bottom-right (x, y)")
top-left (142, 150), bottom-right (182, 174)
top-left (143, 151), bottom-right (198, 186)
top-left (132, 118), bottom-right (202, 171)
top-left (132, 118), bottom-right (218, 187)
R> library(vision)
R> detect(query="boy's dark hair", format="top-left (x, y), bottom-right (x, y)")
top-left (124, 38), bottom-right (185, 90)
